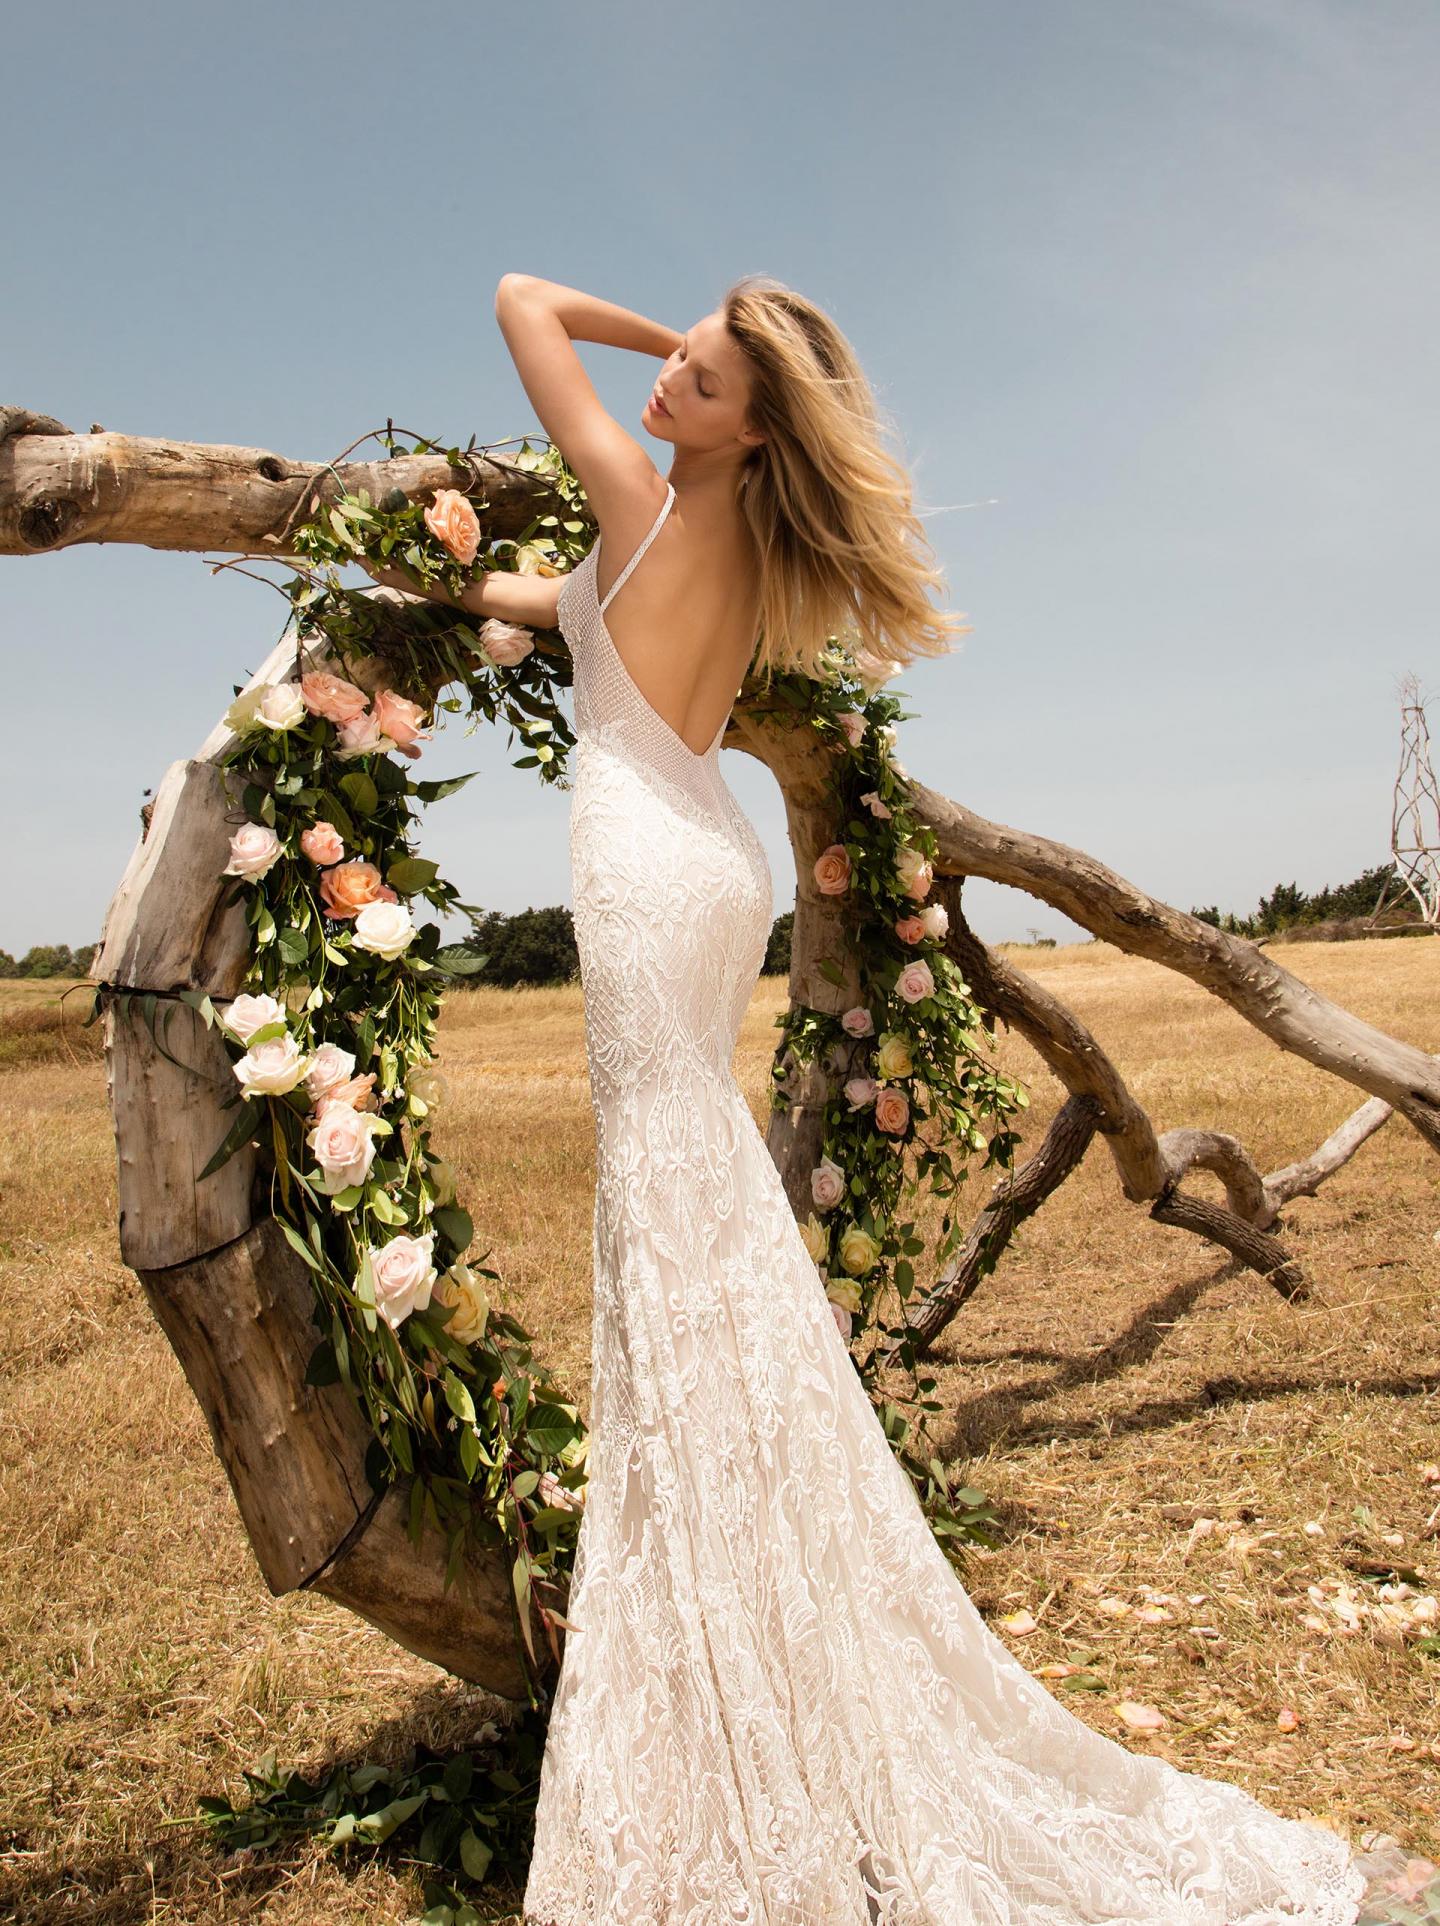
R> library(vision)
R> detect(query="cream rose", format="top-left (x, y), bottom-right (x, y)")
top-left (257, 681), bottom-right (306, 730)
top-left (894, 914), bottom-right (926, 946)
top-left (859, 790), bottom-right (892, 821)
top-left (223, 992), bottom-right (286, 1044)
top-left (223, 822), bottom-right (283, 881)
top-left (813, 843), bottom-right (852, 896)
top-left (233, 1033), bottom-right (310, 1098)
top-left (423, 487), bottom-right (481, 566)
top-left (432, 1258), bottom-right (490, 1345)
top-left (810, 1155), bottom-right (846, 1212)
top-left (512, 540), bottom-right (562, 576)
top-left (303, 1042), bottom-right (356, 1104)
top-left (366, 1231), bottom-right (437, 1330)
top-left (307, 1103), bottom-right (382, 1195)
top-left (300, 670), bottom-right (370, 726)
top-left (353, 900), bottom-right (416, 960)
top-left (873, 1086), bottom-right (911, 1135)
top-left (477, 618), bottom-right (536, 668)
top-left (840, 1005), bottom-right (874, 1038)
top-left (875, 1033), bottom-right (915, 1079)
top-left (427, 1157), bottom-right (459, 1207)
top-left (844, 1076), bottom-right (879, 1112)
top-left (407, 1062), bottom-right (449, 1114)
top-left (920, 902), bottom-right (949, 941)
top-left (895, 845), bottom-right (934, 902)
top-left (895, 959), bottom-right (936, 1005)
top-left (300, 821), bottom-right (346, 866)
top-left (838, 1226), bottom-right (881, 1276)
top-left (222, 684), bottom-right (269, 733)
top-left (827, 1275), bottom-right (862, 1315)
top-left (371, 688), bottom-right (429, 760)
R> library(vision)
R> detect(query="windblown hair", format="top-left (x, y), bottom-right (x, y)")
top-left (720, 272), bottom-right (971, 685)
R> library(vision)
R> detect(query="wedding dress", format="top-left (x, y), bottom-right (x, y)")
top-left (521, 482), bottom-right (1435, 1925)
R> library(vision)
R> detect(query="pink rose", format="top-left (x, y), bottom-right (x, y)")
top-left (223, 992), bottom-right (285, 1043)
top-left (335, 709), bottom-right (388, 759)
top-left (840, 1006), bottom-right (874, 1038)
top-left (831, 1300), bottom-right (854, 1342)
top-left (844, 1076), bottom-right (878, 1111)
top-left (307, 1103), bottom-right (382, 1195)
top-left (895, 845), bottom-right (934, 902)
top-left (300, 821), bottom-right (345, 865)
top-left (300, 670), bottom-right (370, 726)
top-left (371, 688), bottom-right (429, 760)
top-left (303, 1042), bottom-right (356, 1104)
top-left (813, 843), bottom-right (852, 896)
top-left (895, 959), bottom-right (935, 1005)
top-left (477, 618), bottom-right (536, 667)
top-left (859, 790), bottom-right (892, 820)
top-left (836, 710), bottom-right (867, 748)
top-left (810, 1156), bottom-right (846, 1212)
top-left (894, 914), bottom-right (926, 945)
top-left (874, 1086), bottom-right (911, 1135)
top-left (423, 488), bottom-right (481, 566)
top-left (367, 1231), bottom-right (437, 1330)
top-left (223, 822), bottom-right (283, 880)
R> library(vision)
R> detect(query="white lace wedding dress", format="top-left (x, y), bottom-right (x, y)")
top-left (521, 483), bottom-right (1434, 1925)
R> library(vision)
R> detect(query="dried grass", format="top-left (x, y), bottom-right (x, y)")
top-left (1, 942), bottom-right (1436, 1921)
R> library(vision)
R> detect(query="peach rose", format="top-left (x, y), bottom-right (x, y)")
top-left (813, 843), bottom-right (852, 896)
top-left (895, 959), bottom-right (935, 1005)
top-left (300, 821), bottom-right (346, 865)
top-left (477, 618), bottom-right (535, 668)
top-left (319, 860), bottom-right (395, 920)
top-left (810, 1155), bottom-right (846, 1212)
top-left (366, 1231), bottom-right (437, 1330)
top-left (424, 488), bottom-right (481, 566)
top-left (859, 790), bottom-right (892, 820)
top-left (840, 1005), bottom-right (874, 1038)
top-left (371, 687), bottom-right (429, 760)
top-left (223, 822), bottom-right (283, 881)
top-left (836, 710), bottom-right (867, 748)
top-left (895, 845), bottom-right (934, 901)
top-left (874, 1086), bottom-right (911, 1135)
top-left (894, 914), bottom-right (926, 945)
top-left (300, 670), bottom-right (370, 726)
top-left (323, 1072), bottom-right (379, 1113)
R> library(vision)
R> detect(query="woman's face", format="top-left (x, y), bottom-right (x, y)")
top-left (643, 310), bottom-right (763, 460)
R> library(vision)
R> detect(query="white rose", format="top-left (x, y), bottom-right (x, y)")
top-left (352, 900), bottom-right (416, 960)
top-left (223, 991), bottom-right (286, 1043)
top-left (257, 681), bottom-right (306, 730)
top-left (407, 1062), bottom-right (449, 1113)
top-left (222, 684), bottom-right (269, 733)
top-left (366, 1232), bottom-right (437, 1330)
top-left (920, 902), bottom-right (949, 940)
top-left (223, 822), bottom-right (283, 880)
top-left (307, 1103), bottom-right (382, 1195)
top-left (304, 1042), bottom-right (357, 1104)
top-left (432, 1258), bottom-right (490, 1344)
top-left (233, 1032), bottom-right (310, 1098)
top-left (810, 1155), bottom-right (846, 1212)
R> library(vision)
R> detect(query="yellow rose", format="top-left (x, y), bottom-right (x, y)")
top-left (799, 1212), bottom-right (828, 1265)
top-left (874, 1032), bottom-right (914, 1079)
top-left (512, 541), bottom-right (563, 577)
top-left (826, 1275), bottom-right (862, 1313)
top-left (838, 1226), bottom-right (881, 1276)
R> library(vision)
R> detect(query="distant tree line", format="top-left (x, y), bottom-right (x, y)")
top-left (1189, 863), bottom-right (1417, 938)
top-left (444, 905), bottom-right (795, 988)
top-left (0, 941), bottom-right (98, 979)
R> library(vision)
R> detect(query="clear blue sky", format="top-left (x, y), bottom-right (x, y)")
top-left (2, 0), bottom-right (1435, 954)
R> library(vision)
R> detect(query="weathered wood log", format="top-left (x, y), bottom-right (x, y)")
top-left (87, 617), bottom-right (548, 1700)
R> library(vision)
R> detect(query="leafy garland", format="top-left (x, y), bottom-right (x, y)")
top-left (195, 428), bottom-right (1029, 1905)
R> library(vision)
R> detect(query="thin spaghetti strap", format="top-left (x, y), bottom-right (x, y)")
top-left (598, 482), bottom-right (676, 616)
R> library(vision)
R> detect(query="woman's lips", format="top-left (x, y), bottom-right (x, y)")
top-left (651, 391), bottom-right (671, 416)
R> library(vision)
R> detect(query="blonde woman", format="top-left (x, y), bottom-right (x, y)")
top-left (384, 274), bottom-right (1433, 1925)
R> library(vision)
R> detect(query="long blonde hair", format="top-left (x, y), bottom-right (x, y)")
top-left (721, 272), bottom-right (971, 684)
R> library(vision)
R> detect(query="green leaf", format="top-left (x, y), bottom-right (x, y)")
top-left (433, 1206), bottom-right (474, 1251)
top-left (386, 856), bottom-right (440, 894)
top-left (442, 1371), bottom-right (477, 1424)
top-left (411, 771), bottom-right (479, 803)
top-left (459, 1828), bottom-right (493, 1881)
top-left (339, 770), bottom-right (379, 817)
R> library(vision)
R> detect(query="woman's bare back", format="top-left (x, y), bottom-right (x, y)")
top-left (592, 484), bottom-right (760, 759)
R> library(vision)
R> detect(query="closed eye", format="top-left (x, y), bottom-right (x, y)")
top-left (678, 344), bottom-right (715, 399)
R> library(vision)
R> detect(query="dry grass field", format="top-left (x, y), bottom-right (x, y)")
top-left (1, 939), bottom-right (1436, 1922)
